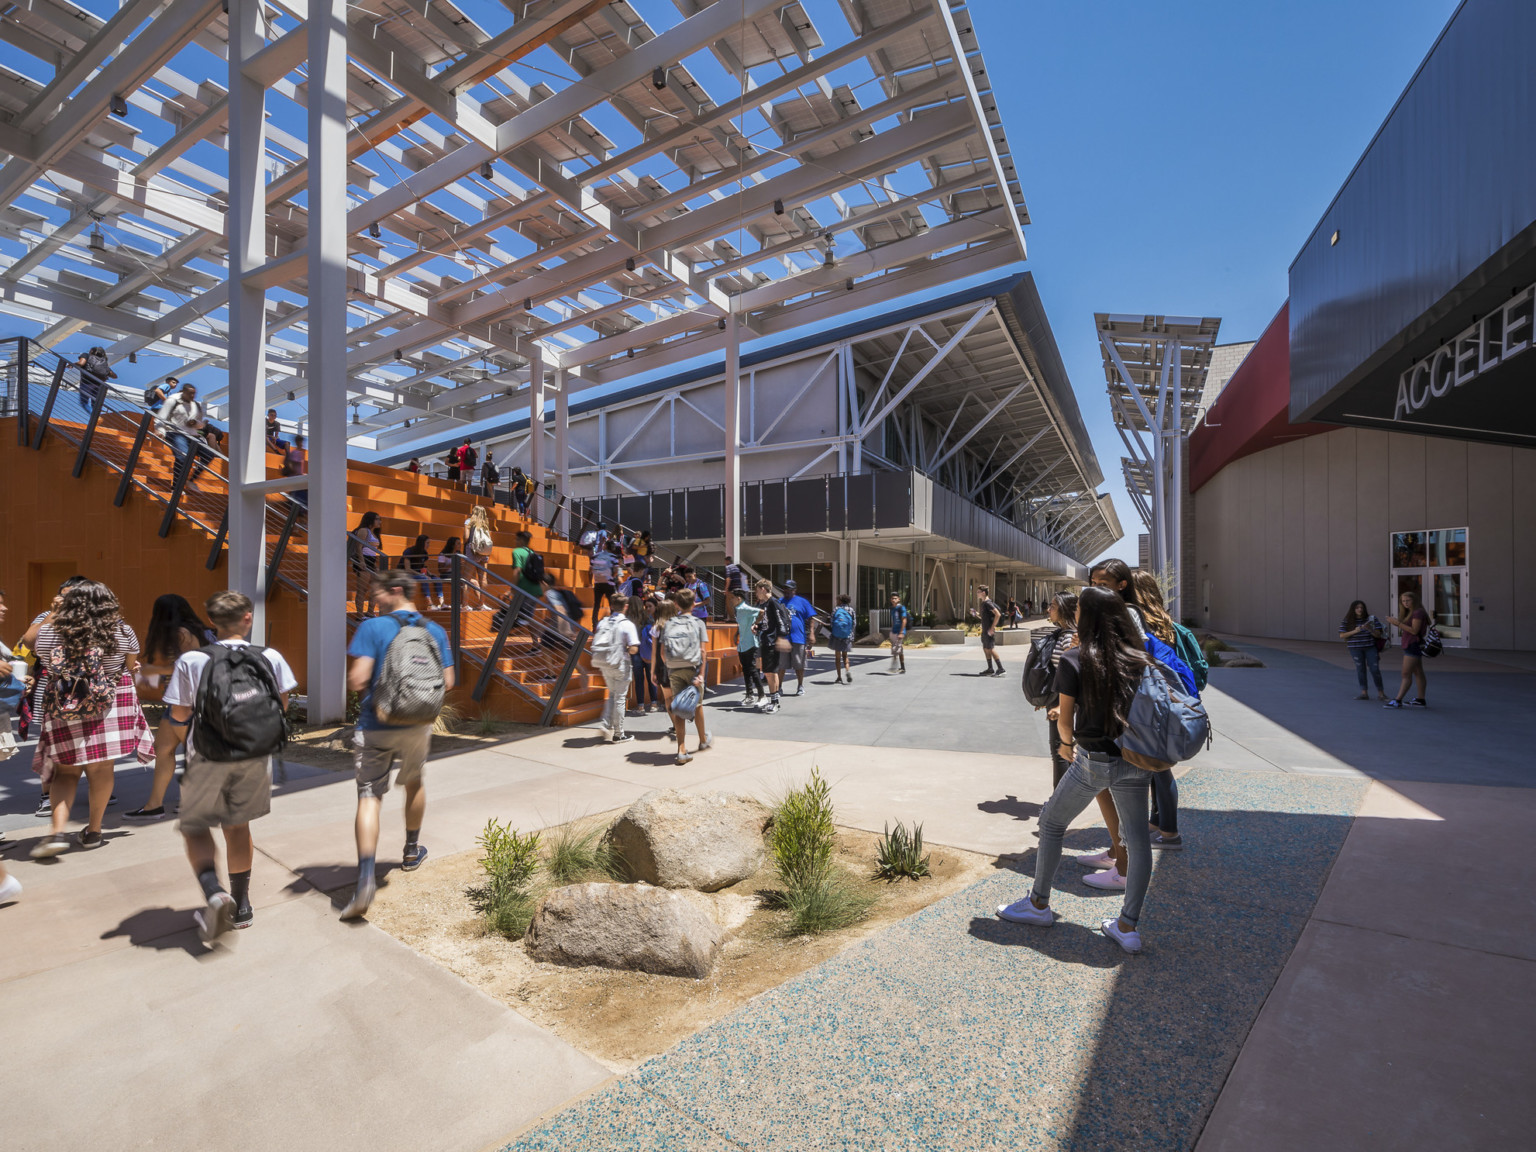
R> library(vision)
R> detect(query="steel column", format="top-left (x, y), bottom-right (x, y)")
top-left (723, 309), bottom-right (741, 561)
top-left (554, 365), bottom-right (569, 535)
top-left (528, 349), bottom-right (545, 495)
top-left (227, 0), bottom-right (271, 639)
top-left (305, 0), bottom-right (351, 721)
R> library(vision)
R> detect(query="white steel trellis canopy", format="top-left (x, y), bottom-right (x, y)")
top-left (1097, 312), bottom-right (1220, 614)
top-left (0, 0), bottom-right (1030, 443)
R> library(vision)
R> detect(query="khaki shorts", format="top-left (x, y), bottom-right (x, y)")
top-left (667, 664), bottom-right (700, 693)
top-left (178, 750), bottom-right (272, 832)
top-left (353, 724), bottom-right (432, 799)
top-left (889, 634), bottom-right (905, 653)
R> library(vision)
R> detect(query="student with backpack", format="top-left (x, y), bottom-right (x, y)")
top-left (1021, 591), bottom-right (1078, 788)
top-left (511, 528), bottom-right (545, 627)
top-left (29, 581), bottom-right (154, 858)
top-left (750, 579), bottom-right (792, 713)
top-left (1128, 570), bottom-right (1204, 850)
top-left (996, 587), bottom-right (1163, 954)
top-left (161, 591), bottom-right (295, 942)
top-left (342, 570), bottom-right (454, 920)
top-left (828, 594), bottom-right (855, 683)
top-left (591, 594), bottom-right (640, 743)
top-left (886, 592), bottom-right (909, 673)
top-left (731, 587), bottom-right (766, 703)
top-left (661, 588), bottom-right (712, 764)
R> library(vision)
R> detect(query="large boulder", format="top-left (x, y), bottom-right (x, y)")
top-left (525, 883), bottom-right (723, 978)
top-left (607, 789), bottom-right (768, 892)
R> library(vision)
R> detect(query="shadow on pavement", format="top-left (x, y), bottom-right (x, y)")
top-left (100, 906), bottom-right (215, 958)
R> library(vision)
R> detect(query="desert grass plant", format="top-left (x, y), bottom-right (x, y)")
top-left (768, 769), bottom-right (873, 935)
top-left (545, 819), bottom-right (626, 884)
top-left (432, 700), bottom-right (466, 736)
top-left (466, 819), bottom-right (542, 938)
top-left (873, 820), bottom-right (931, 881)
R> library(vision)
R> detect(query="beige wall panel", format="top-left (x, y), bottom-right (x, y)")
top-left (1424, 438), bottom-right (1468, 530)
top-left (1512, 449), bottom-right (1536, 648)
top-left (1326, 429), bottom-right (1360, 630)
top-left (1467, 445), bottom-right (1513, 649)
top-left (1355, 429), bottom-right (1392, 614)
top-left (1302, 433), bottom-right (1331, 640)
top-left (1280, 440), bottom-right (1307, 637)
top-left (1387, 432), bottom-right (1427, 533)
top-left (1264, 448), bottom-right (1286, 637)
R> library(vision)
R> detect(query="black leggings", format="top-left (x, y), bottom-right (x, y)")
top-left (739, 647), bottom-right (766, 694)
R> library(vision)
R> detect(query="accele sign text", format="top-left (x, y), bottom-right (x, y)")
top-left (1393, 284), bottom-right (1534, 421)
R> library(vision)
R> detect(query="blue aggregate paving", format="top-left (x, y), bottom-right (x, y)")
top-left (503, 767), bottom-right (1367, 1152)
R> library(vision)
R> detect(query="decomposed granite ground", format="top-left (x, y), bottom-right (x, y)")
top-left (503, 768), bottom-right (1368, 1152)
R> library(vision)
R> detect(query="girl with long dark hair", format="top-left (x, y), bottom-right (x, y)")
top-left (350, 511), bottom-right (384, 615)
top-left (402, 534), bottom-right (441, 609)
top-left (1384, 590), bottom-right (1430, 708)
top-left (998, 586), bottom-right (1155, 953)
top-left (1339, 599), bottom-right (1386, 701)
top-left (30, 582), bottom-right (153, 857)
top-left (127, 594), bottom-right (213, 820)
top-left (1037, 590), bottom-right (1078, 788)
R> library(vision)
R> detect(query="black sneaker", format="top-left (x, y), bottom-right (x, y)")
top-left (1408, 698), bottom-right (1428, 708)
top-left (196, 892), bottom-right (236, 943)
top-left (30, 833), bottom-right (70, 859)
top-left (232, 904), bottom-right (254, 930)
top-left (33, 797), bottom-right (52, 819)
top-left (401, 844), bottom-right (429, 872)
top-left (77, 828), bottom-right (104, 849)
top-left (124, 805), bottom-right (167, 821)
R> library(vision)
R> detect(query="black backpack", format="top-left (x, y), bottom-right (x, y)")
top-left (1021, 630), bottom-right (1062, 708)
top-left (85, 349), bottom-right (111, 379)
top-left (521, 549), bottom-right (545, 583)
top-left (192, 644), bottom-right (290, 762)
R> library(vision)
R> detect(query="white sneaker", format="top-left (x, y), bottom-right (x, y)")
top-left (699, 734), bottom-right (714, 751)
top-left (996, 897), bottom-right (1054, 925)
top-left (1082, 866), bottom-right (1127, 891)
top-left (1100, 917), bottom-right (1143, 953)
top-left (0, 873), bottom-right (21, 904)
top-left (1076, 850), bottom-right (1115, 870)
top-left (196, 891), bottom-right (236, 943)
top-left (340, 878), bottom-right (376, 921)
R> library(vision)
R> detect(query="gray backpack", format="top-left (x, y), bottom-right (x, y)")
top-left (661, 616), bottom-right (703, 667)
top-left (1115, 660), bottom-right (1211, 772)
top-left (373, 614), bottom-right (445, 726)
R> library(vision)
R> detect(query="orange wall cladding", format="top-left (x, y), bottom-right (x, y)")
top-left (0, 420), bottom-right (311, 689)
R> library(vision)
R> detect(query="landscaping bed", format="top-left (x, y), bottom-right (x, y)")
top-left (365, 809), bottom-right (995, 1072)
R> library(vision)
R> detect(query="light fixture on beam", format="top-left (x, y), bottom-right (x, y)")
top-left (89, 226), bottom-right (105, 251)
top-left (652, 66), bottom-right (667, 90)
top-left (110, 93), bottom-right (128, 117)
top-left (369, 222), bottom-right (381, 239)
top-left (773, 198), bottom-right (784, 215)
top-left (394, 348), bottom-right (403, 361)
top-left (481, 161), bottom-right (493, 180)
top-left (627, 348), bottom-right (635, 358)
top-left (128, 351), bottom-right (137, 364)
top-left (524, 297), bottom-right (533, 311)
top-left (287, 391), bottom-right (295, 402)
top-left (625, 256), bottom-right (635, 272)
top-left (718, 317), bottom-right (727, 331)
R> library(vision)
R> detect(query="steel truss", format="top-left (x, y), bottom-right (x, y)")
top-left (1097, 312), bottom-right (1220, 615)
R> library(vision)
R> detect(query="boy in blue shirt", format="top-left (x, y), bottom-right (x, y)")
top-left (780, 579), bottom-right (817, 696)
top-left (887, 592), bottom-right (909, 674)
top-left (342, 569), bottom-right (454, 920)
top-left (828, 594), bottom-right (855, 684)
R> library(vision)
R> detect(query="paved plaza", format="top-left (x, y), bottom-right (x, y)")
top-left (2, 638), bottom-right (1532, 1151)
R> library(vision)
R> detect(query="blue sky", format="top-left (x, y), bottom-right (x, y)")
top-left (972, 0), bottom-right (1461, 561)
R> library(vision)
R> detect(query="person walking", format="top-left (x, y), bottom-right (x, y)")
top-left (752, 579), bottom-right (791, 713)
top-left (591, 595), bottom-right (639, 744)
top-left (1339, 600), bottom-right (1388, 700)
top-left (29, 581), bottom-right (154, 858)
top-left (163, 590), bottom-right (295, 941)
top-left (589, 538), bottom-right (617, 619)
top-left (464, 505), bottom-right (495, 610)
top-left (650, 597), bottom-right (678, 713)
top-left (479, 450), bottom-right (499, 499)
top-left (1034, 591), bottom-right (1078, 789)
top-left (76, 346), bottom-right (116, 411)
top-left (632, 596), bottom-right (660, 713)
top-left (995, 586), bottom-right (1157, 954)
top-left (659, 588), bottom-right (711, 764)
top-left (977, 585), bottom-right (1006, 676)
top-left (125, 594), bottom-right (214, 821)
top-left (508, 466), bottom-right (530, 515)
top-left (510, 529), bottom-right (544, 626)
top-left (349, 511), bottom-right (384, 616)
top-left (731, 587), bottom-right (766, 704)
top-left (1384, 590), bottom-right (1431, 709)
top-left (1127, 571), bottom-right (1193, 851)
top-left (156, 380), bottom-right (207, 486)
top-left (828, 594), bottom-right (855, 683)
top-left (887, 592), bottom-right (909, 673)
top-left (780, 579), bottom-right (816, 695)
top-left (143, 374), bottom-right (176, 412)
top-left (342, 570), bottom-right (454, 919)
top-left (280, 432), bottom-right (308, 508)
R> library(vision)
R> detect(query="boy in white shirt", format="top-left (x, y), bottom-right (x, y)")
top-left (163, 590), bottom-right (296, 943)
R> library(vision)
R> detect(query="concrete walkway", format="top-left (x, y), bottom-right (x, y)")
top-left (2, 640), bottom-right (1531, 1150)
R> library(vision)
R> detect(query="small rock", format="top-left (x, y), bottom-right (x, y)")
top-left (525, 882), bottom-right (723, 978)
top-left (607, 789), bottom-right (768, 892)
top-left (1217, 652), bottom-right (1264, 668)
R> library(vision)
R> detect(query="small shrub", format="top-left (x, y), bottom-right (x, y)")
top-left (770, 769), bottom-right (835, 893)
top-left (874, 821), bottom-right (931, 881)
top-left (466, 819), bottom-right (542, 938)
top-left (782, 867), bottom-right (875, 935)
top-left (546, 820), bottom-right (624, 884)
top-left (433, 701), bottom-right (465, 736)
top-left (769, 770), bottom-right (872, 935)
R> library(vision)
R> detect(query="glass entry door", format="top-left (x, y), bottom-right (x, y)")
top-left (1389, 528), bottom-right (1468, 647)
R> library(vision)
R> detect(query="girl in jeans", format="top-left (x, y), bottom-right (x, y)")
top-left (1339, 600), bottom-right (1387, 700)
top-left (997, 586), bottom-right (1155, 954)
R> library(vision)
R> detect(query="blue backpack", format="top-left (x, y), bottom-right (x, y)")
top-left (1116, 660), bottom-right (1211, 771)
top-left (1144, 633), bottom-right (1197, 696)
top-left (830, 606), bottom-right (854, 640)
